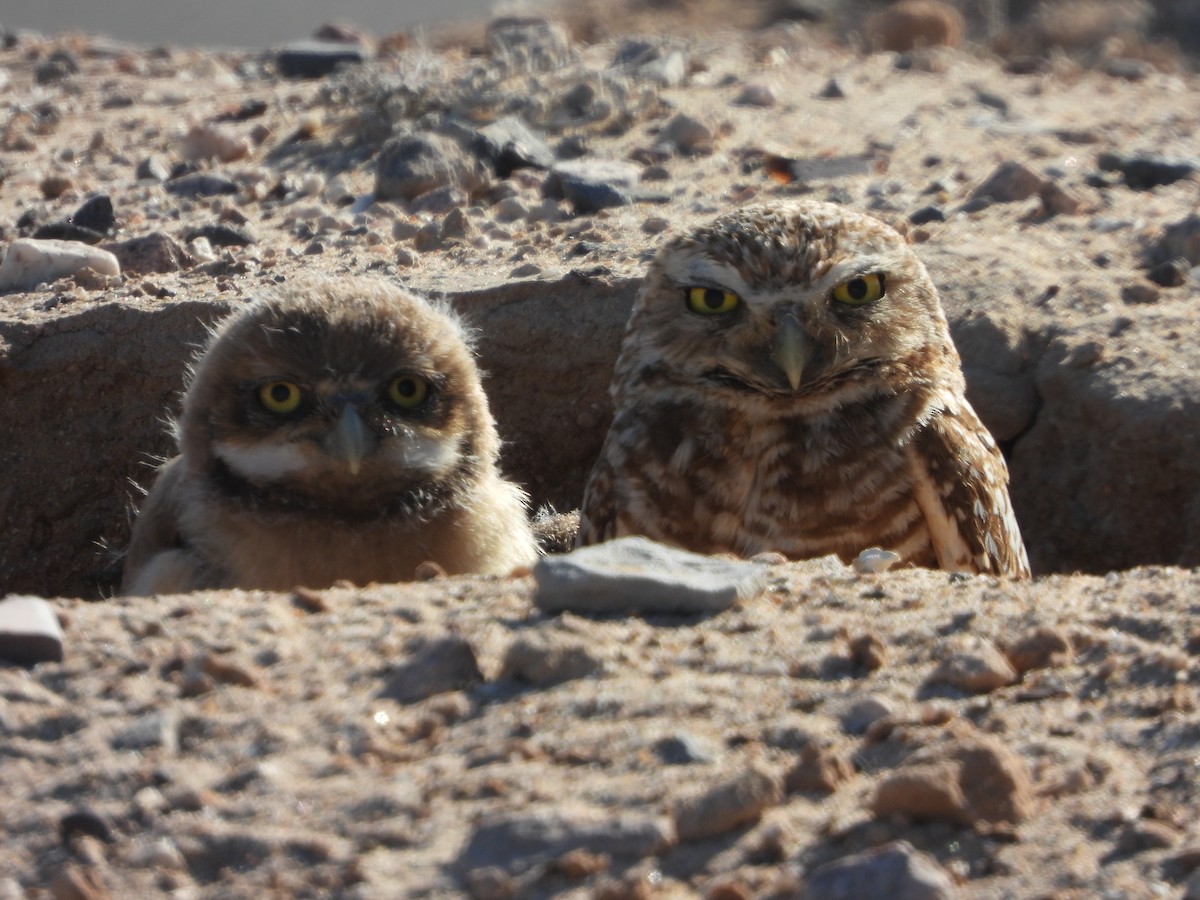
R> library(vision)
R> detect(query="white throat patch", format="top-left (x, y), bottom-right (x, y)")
top-left (214, 440), bottom-right (311, 482)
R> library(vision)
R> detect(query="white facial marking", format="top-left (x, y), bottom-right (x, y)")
top-left (381, 432), bottom-right (461, 474)
top-left (214, 440), bottom-right (311, 482)
top-left (667, 254), bottom-right (754, 299)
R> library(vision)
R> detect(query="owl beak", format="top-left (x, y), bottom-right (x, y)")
top-left (772, 312), bottom-right (807, 392)
top-left (325, 405), bottom-right (375, 476)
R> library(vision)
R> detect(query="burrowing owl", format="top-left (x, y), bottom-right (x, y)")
top-left (122, 277), bottom-right (538, 595)
top-left (578, 201), bottom-right (1029, 577)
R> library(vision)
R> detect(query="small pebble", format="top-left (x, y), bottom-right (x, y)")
top-left (40, 173), bottom-right (75, 199)
top-left (1147, 257), bottom-right (1190, 288)
top-left (641, 215), bottom-right (669, 234)
top-left (929, 638), bottom-right (1017, 694)
top-left (734, 82), bottom-right (777, 107)
top-left (661, 113), bottom-right (713, 156)
top-left (817, 78), bottom-right (846, 99)
top-left (854, 547), bottom-right (900, 574)
top-left (785, 743), bottom-right (855, 795)
top-left (840, 695), bottom-right (894, 734)
top-left (971, 160), bottom-right (1044, 203)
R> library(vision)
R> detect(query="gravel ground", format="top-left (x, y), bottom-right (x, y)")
top-left (3, 2), bottom-right (1200, 897)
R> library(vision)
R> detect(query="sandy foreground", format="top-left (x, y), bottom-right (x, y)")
top-left (3, 2), bottom-right (1200, 897)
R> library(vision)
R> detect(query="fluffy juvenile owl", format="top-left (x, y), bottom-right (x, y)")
top-left (122, 277), bottom-right (539, 595)
top-left (578, 201), bottom-right (1029, 577)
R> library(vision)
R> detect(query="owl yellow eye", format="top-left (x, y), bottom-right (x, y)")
top-left (258, 381), bottom-right (302, 414)
top-left (686, 286), bottom-right (740, 315)
top-left (387, 375), bottom-right (429, 409)
top-left (832, 273), bottom-right (886, 306)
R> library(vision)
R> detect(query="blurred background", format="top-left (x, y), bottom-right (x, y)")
top-left (0, 0), bottom-right (500, 48)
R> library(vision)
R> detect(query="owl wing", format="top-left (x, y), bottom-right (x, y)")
top-left (906, 397), bottom-right (1031, 578)
top-left (576, 453), bottom-right (619, 547)
top-left (121, 457), bottom-right (206, 595)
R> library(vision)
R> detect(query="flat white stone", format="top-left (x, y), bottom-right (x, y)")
top-left (0, 594), bottom-right (64, 666)
top-left (0, 238), bottom-right (119, 292)
top-left (533, 536), bottom-right (769, 616)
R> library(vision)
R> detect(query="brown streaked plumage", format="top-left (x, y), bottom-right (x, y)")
top-left (122, 277), bottom-right (538, 595)
top-left (578, 200), bottom-right (1029, 577)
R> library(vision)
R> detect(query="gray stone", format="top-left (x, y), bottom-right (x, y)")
top-left (660, 114), bottom-right (712, 156)
top-left (653, 733), bottom-right (717, 765)
top-left (112, 709), bottom-right (179, 754)
top-left (184, 223), bottom-right (257, 248)
top-left (970, 160), bottom-right (1044, 203)
top-left (457, 809), bottom-right (672, 874)
top-left (801, 840), bottom-right (955, 900)
top-left (0, 595), bottom-right (64, 666)
top-left (839, 695), bottom-right (895, 735)
top-left (378, 634), bottom-right (483, 704)
top-left (375, 132), bottom-right (489, 203)
top-left (1096, 152), bottom-right (1196, 191)
top-left (1151, 213), bottom-right (1200, 266)
top-left (533, 536), bottom-right (770, 616)
top-left (275, 40), bottom-right (368, 79)
top-left (136, 155), bottom-right (171, 182)
top-left (164, 172), bottom-right (240, 198)
top-left (543, 159), bottom-right (641, 213)
top-left (68, 195), bottom-right (115, 235)
top-left (734, 82), bottom-right (777, 107)
top-left (474, 116), bottom-right (555, 177)
top-left (610, 40), bottom-right (687, 85)
top-left (409, 186), bottom-right (468, 216)
top-left (102, 231), bottom-right (194, 275)
top-left (486, 17), bottom-right (571, 71)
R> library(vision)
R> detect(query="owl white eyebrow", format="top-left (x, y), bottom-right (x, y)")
top-left (665, 257), bottom-right (754, 297)
top-left (822, 255), bottom-right (896, 288)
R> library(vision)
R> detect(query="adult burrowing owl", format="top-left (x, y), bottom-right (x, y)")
top-left (122, 277), bottom-right (538, 595)
top-left (578, 201), bottom-right (1029, 577)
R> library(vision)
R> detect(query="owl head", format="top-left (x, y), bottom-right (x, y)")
top-left (177, 277), bottom-right (498, 521)
top-left (617, 201), bottom-right (961, 409)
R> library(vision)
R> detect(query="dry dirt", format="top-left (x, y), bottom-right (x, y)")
top-left (3, 2), bottom-right (1200, 897)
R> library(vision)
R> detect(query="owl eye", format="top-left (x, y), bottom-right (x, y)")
top-left (832, 273), bottom-right (886, 306)
top-left (258, 381), bottom-right (303, 414)
top-left (686, 286), bottom-right (740, 315)
top-left (387, 375), bottom-right (429, 409)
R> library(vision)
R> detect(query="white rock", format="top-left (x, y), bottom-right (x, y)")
top-left (0, 595), bottom-right (64, 665)
top-left (0, 239), bottom-right (119, 292)
top-left (186, 236), bottom-right (216, 262)
top-left (854, 547), bottom-right (902, 574)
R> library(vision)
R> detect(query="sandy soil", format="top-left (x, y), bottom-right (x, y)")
top-left (3, 2), bottom-right (1200, 897)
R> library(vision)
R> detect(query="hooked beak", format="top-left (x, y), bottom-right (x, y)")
top-left (324, 405), bottom-right (375, 475)
top-left (771, 311), bottom-right (807, 392)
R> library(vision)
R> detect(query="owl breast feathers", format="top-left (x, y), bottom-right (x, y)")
top-left (578, 200), bottom-right (1030, 577)
top-left (122, 277), bottom-right (538, 595)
